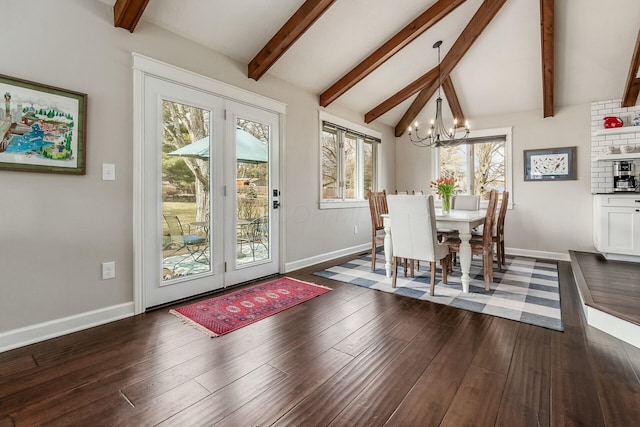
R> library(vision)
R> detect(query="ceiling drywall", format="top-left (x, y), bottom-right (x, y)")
top-left (103, 0), bottom-right (640, 128)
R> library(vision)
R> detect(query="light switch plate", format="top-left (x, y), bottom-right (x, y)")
top-left (102, 163), bottom-right (116, 181)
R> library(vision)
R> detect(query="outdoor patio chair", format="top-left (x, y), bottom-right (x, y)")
top-left (238, 216), bottom-right (269, 260)
top-left (163, 214), bottom-right (208, 271)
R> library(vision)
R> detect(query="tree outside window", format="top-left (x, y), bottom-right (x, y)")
top-left (321, 121), bottom-right (379, 203)
top-left (438, 136), bottom-right (506, 200)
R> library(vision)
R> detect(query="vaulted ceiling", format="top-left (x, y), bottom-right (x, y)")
top-left (108, 0), bottom-right (640, 135)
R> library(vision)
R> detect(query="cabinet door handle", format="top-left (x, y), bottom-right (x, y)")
top-left (636, 200), bottom-right (640, 203)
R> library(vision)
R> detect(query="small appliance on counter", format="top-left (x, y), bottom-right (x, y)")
top-left (613, 161), bottom-right (637, 192)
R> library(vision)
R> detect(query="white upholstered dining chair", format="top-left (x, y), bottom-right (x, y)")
top-left (451, 194), bottom-right (480, 210)
top-left (386, 194), bottom-right (449, 295)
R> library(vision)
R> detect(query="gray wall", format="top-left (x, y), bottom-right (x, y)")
top-left (0, 0), bottom-right (395, 334)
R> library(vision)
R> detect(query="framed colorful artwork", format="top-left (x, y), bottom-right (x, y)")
top-left (0, 74), bottom-right (87, 174)
top-left (524, 146), bottom-right (577, 181)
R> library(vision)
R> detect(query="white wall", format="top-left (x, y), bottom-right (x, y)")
top-left (395, 104), bottom-right (594, 256)
top-left (0, 0), bottom-right (395, 337)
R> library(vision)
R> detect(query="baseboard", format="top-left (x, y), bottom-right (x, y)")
top-left (285, 243), bottom-right (370, 273)
top-left (601, 252), bottom-right (640, 263)
top-left (505, 247), bottom-right (570, 262)
top-left (0, 302), bottom-right (135, 353)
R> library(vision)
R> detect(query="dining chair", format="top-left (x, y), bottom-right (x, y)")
top-left (237, 216), bottom-right (269, 260)
top-left (443, 190), bottom-right (498, 290)
top-left (367, 190), bottom-right (388, 271)
top-left (387, 194), bottom-right (449, 295)
top-left (163, 214), bottom-right (209, 271)
top-left (470, 190), bottom-right (509, 269)
top-left (493, 191), bottom-right (509, 269)
top-left (451, 194), bottom-right (480, 210)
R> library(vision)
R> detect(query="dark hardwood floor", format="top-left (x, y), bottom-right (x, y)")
top-left (1, 253), bottom-right (640, 426)
top-left (570, 250), bottom-right (640, 326)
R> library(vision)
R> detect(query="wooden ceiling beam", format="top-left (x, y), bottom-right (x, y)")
top-left (365, 68), bottom-right (438, 123)
top-left (622, 29), bottom-right (640, 108)
top-left (441, 76), bottom-right (465, 125)
top-left (248, 0), bottom-right (337, 81)
top-left (394, 0), bottom-right (509, 137)
top-left (113, 0), bottom-right (150, 33)
top-left (320, 0), bottom-right (467, 108)
top-left (540, 0), bottom-right (554, 117)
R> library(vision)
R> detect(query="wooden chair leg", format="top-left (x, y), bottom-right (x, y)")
top-left (495, 241), bottom-right (502, 270)
top-left (430, 261), bottom-right (436, 296)
top-left (403, 258), bottom-right (408, 277)
top-left (410, 259), bottom-right (415, 278)
top-left (441, 256), bottom-right (448, 285)
top-left (501, 241), bottom-right (506, 265)
top-left (483, 254), bottom-right (491, 291)
top-left (371, 241), bottom-right (376, 271)
top-left (392, 257), bottom-right (398, 288)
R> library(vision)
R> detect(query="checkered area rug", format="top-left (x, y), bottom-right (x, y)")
top-left (314, 252), bottom-right (563, 331)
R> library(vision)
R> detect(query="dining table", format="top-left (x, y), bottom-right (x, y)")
top-left (381, 209), bottom-right (486, 293)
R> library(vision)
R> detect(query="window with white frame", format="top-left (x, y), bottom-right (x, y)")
top-left (435, 127), bottom-right (512, 204)
top-left (320, 112), bottom-right (380, 208)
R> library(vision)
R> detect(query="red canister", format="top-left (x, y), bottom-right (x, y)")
top-left (604, 116), bottom-right (624, 128)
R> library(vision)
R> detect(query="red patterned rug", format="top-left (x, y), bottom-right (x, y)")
top-left (169, 277), bottom-right (331, 337)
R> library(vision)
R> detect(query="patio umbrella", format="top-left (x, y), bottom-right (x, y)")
top-left (167, 127), bottom-right (268, 163)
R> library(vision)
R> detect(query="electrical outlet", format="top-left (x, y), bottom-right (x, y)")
top-left (354, 225), bottom-right (358, 234)
top-left (102, 262), bottom-right (115, 280)
top-left (102, 163), bottom-right (116, 181)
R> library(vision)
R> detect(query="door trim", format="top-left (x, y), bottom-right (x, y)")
top-left (132, 54), bottom-right (287, 314)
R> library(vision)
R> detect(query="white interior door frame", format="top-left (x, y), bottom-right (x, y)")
top-left (132, 53), bottom-right (287, 314)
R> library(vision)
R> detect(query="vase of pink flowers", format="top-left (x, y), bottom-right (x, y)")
top-left (430, 176), bottom-right (456, 215)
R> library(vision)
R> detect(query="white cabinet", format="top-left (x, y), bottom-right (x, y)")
top-left (593, 195), bottom-right (640, 257)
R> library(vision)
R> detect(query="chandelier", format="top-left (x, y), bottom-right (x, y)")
top-left (408, 40), bottom-right (470, 147)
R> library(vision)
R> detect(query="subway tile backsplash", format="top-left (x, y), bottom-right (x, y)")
top-left (591, 99), bottom-right (640, 193)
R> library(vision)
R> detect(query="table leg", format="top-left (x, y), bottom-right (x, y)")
top-left (458, 232), bottom-right (472, 293)
top-left (384, 222), bottom-right (393, 278)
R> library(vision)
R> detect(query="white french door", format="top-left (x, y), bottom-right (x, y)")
top-left (139, 75), bottom-right (280, 309)
top-left (224, 101), bottom-right (280, 286)
top-left (142, 76), bottom-right (224, 308)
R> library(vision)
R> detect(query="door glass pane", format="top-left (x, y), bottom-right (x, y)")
top-left (344, 132), bottom-right (357, 199)
top-left (236, 119), bottom-right (270, 266)
top-left (161, 101), bottom-right (211, 281)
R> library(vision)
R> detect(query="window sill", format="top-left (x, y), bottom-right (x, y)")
top-left (320, 200), bottom-right (369, 209)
